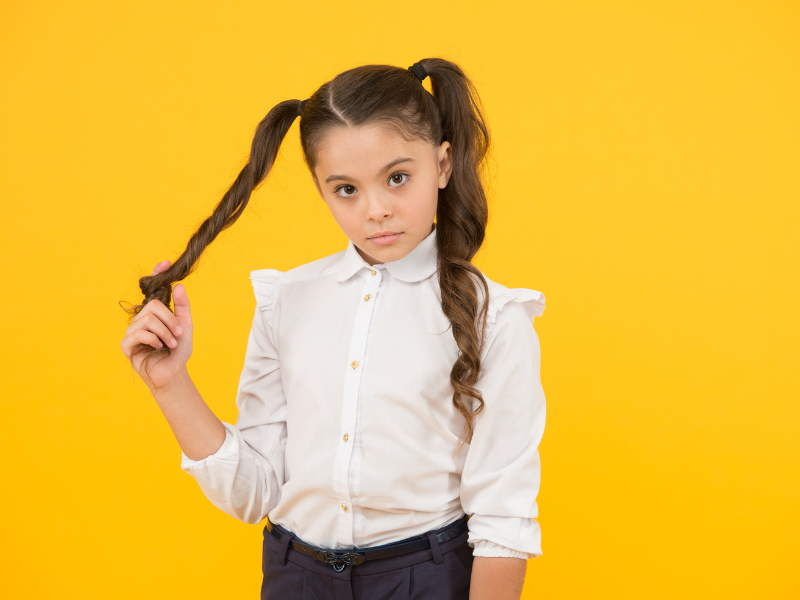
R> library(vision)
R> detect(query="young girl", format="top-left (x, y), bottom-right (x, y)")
top-left (121, 58), bottom-right (546, 600)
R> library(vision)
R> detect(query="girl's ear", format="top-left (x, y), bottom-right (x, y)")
top-left (437, 141), bottom-right (453, 189)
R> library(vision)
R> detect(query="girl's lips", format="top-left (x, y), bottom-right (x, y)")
top-left (369, 232), bottom-right (402, 246)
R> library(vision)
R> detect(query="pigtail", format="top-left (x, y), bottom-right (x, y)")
top-left (121, 99), bottom-right (304, 378)
top-left (419, 58), bottom-right (492, 451)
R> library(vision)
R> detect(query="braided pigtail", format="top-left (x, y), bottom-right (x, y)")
top-left (420, 58), bottom-right (492, 450)
top-left (121, 99), bottom-right (305, 379)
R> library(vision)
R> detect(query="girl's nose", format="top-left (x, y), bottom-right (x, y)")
top-left (365, 192), bottom-right (393, 221)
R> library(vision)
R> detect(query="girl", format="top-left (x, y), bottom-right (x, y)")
top-left (121, 58), bottom-right (546, 600)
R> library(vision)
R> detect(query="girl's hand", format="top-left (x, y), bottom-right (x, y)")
top-left (121, 260), bottom-right (193, 394)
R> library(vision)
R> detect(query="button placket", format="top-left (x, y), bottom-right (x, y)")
top-left (332, 267), bottom-right (382, 547)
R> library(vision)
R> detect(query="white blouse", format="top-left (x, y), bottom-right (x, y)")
top-left (181, 226), bottom-right (547, 559)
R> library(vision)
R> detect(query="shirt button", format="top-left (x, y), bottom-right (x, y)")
top-left (351, 360), bottom-right (359, 369)
top-left (370, 269), bottom-right (376, 276)
top-left (343, 433), bottom-right (349, 442)
top-left (363, 294), bottom-right (370, 302)
top-left (341, 503), bottom-right (348, 512)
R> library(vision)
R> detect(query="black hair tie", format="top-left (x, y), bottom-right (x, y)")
top-left (298, 99), bottom-right (309, 116)
top-left (408, 62), bottom-right (428, 82)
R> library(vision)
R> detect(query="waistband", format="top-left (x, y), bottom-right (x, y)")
top-left (265, 514), bottom-right (470, 575)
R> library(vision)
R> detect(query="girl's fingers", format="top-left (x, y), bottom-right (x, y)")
top-left (126, 311), bottom-right (178, 349)
top-left (172, 284), bottom-right (191, 326)
top-left (152, 259), bottom-right (171, 277)
top-left (121, 329), bottom-right (164, 356)
top-left (131, 299), bottom-right (183, 337)
top-left (147, 299), bottom-right (184, 337)
top-left (135, 328), bottom-right (165, 349)
top-left (139, 313), bottom-right (179, 348)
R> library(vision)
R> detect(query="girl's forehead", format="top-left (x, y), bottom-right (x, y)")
top-left (313, 124), bottom-right (434, 178)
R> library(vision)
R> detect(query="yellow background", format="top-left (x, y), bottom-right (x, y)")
top-left (1, 1), bottom-right (798, 598)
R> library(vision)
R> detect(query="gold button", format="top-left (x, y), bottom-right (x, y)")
top-left (343, 433), bottom-right (349, 442)
top-left (341, 503), bottom-right (348, 512)
top-left (370, 269), bottom-right (376, 276)
top-left (351, 360), bottom-right (359, 369)
top-left (363, 294), bottom-right (370, 302)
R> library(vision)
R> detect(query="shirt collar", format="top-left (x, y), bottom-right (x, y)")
top-left (336, 225), bottom-right (439, 283)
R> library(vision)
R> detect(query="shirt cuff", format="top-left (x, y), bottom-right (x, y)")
top-left (180, 422), bottom-right (235, 470)
top-left (471, 540), bottom-right (536, 559)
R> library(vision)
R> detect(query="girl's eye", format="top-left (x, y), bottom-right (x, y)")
top-left (335, 185), bottom-right (357, 198)
top-left (388, 172), bottom-right (409, 187)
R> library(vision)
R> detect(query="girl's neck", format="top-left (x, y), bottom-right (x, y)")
top-left (356, 246), bottom-right (384, 266)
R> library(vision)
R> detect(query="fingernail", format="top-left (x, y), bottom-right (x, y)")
top-left (170, 338), bottom-right (177, 347)
top-left (176, 326), bottom-right (183, 335)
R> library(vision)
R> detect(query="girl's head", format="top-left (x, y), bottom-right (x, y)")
top-left (310, 115), bottom-right (451, 267)
top-left (125, 58), bottom-right (492, 447)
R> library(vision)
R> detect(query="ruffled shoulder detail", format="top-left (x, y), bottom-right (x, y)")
top-left (485, 279), bottom-right (546, 325)
top-left (249, 269), bottom-right (284, 315)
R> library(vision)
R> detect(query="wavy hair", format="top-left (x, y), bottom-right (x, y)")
top-left (123, 58), bottom-right (492, 447)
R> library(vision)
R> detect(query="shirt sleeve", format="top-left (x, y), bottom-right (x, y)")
top-left (460, 286), bottom-right (546, 559)
top-left (180, 269), bottom-right (287, 525)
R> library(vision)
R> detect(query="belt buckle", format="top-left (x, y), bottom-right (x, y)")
top-left (321, 551), bottom-right (365, 572)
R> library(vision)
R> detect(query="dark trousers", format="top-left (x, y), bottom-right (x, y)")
top-left (261, 521), bottom-right (474, 600)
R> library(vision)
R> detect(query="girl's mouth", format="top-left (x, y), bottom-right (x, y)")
top-left (369, 232), bottom-right (403, 245)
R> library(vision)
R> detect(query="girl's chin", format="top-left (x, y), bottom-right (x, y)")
top-left (373, 248), bottom-right (413, 264)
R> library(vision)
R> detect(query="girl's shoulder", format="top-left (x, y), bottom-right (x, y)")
top-left (249, 248), bottom-right (346, 313)
top-left (480, 272), bottom-right (546, 327)
top-left (477, 274), bottom-right (545, 360)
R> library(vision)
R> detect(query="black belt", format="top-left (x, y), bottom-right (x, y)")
top-left (267, 514), bottom-right (469, 572)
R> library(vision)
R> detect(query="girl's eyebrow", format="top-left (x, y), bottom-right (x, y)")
top-left (324, 157), bottom-right (414, 184)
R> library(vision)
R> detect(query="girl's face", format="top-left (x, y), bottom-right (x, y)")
top-left (312, 123), bottom-right (452, 266)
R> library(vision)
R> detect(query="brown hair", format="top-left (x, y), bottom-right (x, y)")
top-left (123, 58), bottom-right (491, 447)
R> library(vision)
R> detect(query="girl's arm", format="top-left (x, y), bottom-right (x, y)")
top-left (459, 287), bottom-right (547, 575)
top-left (121, 260), bottom-right (226, 460)
top-left (150, 367), bottom-right (227, 461)
top-left (470, 557), bottom-right (527, 599)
